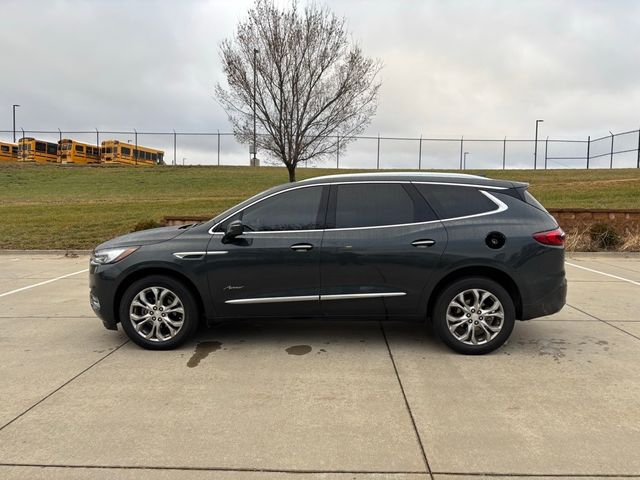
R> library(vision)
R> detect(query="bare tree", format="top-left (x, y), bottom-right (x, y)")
top-left (216, 0), bottom-right (381, 182)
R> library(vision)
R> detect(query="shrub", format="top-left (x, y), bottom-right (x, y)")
top-left (589, 223), bottom-right (620, 249)
top-left (131, 219), bottom-right (163, 232)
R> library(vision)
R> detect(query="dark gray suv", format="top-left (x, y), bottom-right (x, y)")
top-left (89, 172), bottom-right (566, 354)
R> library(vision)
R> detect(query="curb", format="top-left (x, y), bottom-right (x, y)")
top-left (566, 251), bottom-right (640, 257)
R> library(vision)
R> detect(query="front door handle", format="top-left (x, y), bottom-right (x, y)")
top-left (290, 243), bottom-right (314, 251)
top-left (412, 239), bottom-right (436, 248)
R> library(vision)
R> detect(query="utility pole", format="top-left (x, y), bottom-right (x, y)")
top-left (12, 105), bottom-right (20, 142)
top-left (252, 48), bottom-right (258, 166)
top-left (533, 119), bottom-right (543, 170)
top-left (463, 152), bottom-right (469, 170)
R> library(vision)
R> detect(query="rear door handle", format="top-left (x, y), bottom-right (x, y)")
top-left (412, 239), bottom-right (436, 248)
top-left (290, 243), bottom-right (314, 251)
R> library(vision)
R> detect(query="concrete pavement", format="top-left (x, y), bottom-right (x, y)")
top-left (0, 252), bottom-right (638, 479)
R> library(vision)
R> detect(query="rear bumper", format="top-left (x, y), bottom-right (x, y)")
top-left (520, 276), bottom-right (567, 320)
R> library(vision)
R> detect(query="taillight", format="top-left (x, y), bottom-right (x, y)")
top-left (533, 227), bottom-right (565, 247)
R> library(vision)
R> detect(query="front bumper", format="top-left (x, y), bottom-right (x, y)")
top-left (89, 263), bottom-right (119, 330)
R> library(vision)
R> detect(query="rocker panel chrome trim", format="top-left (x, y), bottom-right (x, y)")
top-left (224, 292), bottom-right (407, 305)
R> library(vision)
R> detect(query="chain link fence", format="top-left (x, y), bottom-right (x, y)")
top-left (2, 128), bottom-right (639, 170)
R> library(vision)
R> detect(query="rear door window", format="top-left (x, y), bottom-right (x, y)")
top-left (414, 184), bottom-right (498, 220)
top-left (332, 183), bottom-right (436, 229)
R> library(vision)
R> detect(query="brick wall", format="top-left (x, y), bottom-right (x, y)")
top-left (548, 209), bottom-right (640, 234)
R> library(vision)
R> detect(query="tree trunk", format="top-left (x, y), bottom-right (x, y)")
top-left (287, 163), bottom-right (296, 182)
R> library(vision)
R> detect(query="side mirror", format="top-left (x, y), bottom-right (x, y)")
top-left (223, 220), bottom-right (244, 242)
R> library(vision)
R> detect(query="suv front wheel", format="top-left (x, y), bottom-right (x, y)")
top-left (119, 275), bottom-right (199, 350)
top-left (433, 277), bottom-right (515, 355)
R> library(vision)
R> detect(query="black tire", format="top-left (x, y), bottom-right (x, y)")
top-left (433, 276), bottom-right (515, 355)
top-left (119, 275), bottom-right (199, 350)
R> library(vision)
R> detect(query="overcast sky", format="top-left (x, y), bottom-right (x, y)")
top-left (1, 0), bottom-right (639, 168)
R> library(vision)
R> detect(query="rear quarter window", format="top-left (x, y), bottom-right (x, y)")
top-left (524, 190), bottom-right (548, 213)
top-left (414, 184), bottom-right (498, 220)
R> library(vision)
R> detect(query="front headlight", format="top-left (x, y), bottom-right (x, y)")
top-left (90, 246), bottom-right (139, 266)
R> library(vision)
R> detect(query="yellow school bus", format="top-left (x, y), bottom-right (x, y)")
top-left (100, 140), bottom-right (164, 166)
top-left (0, 141), bottom-right (18, 162)
top-left (18, 137), bottom-right (58, 163)
top-left (58, 139), bottom-right (101, 164)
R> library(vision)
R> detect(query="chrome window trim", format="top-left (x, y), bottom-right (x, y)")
top-left (224, 291), bottom-right (407, 305)
top-left (209, 181), bottom-right (509, 235)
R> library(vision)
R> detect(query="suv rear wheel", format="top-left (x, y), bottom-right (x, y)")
top-left (433, 277), bottom-right (515, 355)
top-left (119, 275), bottom-right (199, 350)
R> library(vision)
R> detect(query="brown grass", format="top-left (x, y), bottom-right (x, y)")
top-left (565, 226), bottom-right (640, 252)
top-left (620, 233), bottom-right (640, 252)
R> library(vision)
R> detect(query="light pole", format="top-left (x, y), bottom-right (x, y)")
top-left (182, 157), bottom-right (187, 166)
top-left (533, 119), bottom-right (543, 170)
top-left (463, 151), bottom-right (469, 170)
top-left (12, 105), bottom-right (20, 142)
top-left (252, 48), bottom-right (258, 166)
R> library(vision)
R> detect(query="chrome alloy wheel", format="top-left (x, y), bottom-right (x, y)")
top-left (446, 289), bottom-right (504, 345)
top-left (129, 287), bottom-right (185, 342)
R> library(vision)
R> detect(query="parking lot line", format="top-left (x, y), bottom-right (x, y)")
top-left (0, 269), bottom-right (88, 298)
top-left (565, 262), bottom-right (640, 286)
